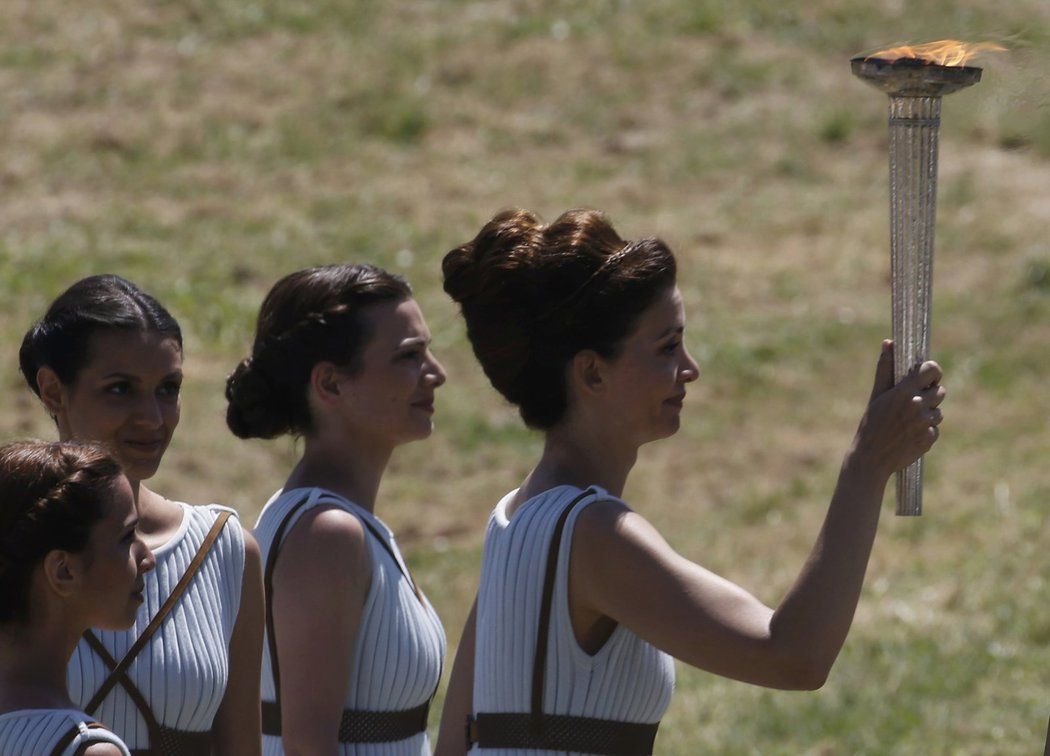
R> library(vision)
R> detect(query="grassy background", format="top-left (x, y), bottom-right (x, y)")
top-left (2, 1), bottom-right (1049, 752)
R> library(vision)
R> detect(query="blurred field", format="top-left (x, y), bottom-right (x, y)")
top-left (2, 1), bottom-right (1049, 752)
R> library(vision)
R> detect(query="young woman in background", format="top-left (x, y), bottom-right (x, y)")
top-left (436, 209), bottom-right (946, 754)
top-left (19, 275), bottom-right (264, 755)
top-left (226, 264), bottom-right (446, 755)
top-left (0, 440), bottom-right (154, 756)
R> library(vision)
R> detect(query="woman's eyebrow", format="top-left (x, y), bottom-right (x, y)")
top-left (398, 336), bottom-right (431, 348)
top-left (101, 372), bottom-right (140, 382)
top-left (655, 325), bottom-right (685, 340)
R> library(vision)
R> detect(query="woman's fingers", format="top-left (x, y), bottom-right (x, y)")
top-left (920, 384), bottom-right (947, 409)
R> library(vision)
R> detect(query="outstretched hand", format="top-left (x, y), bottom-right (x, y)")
top-left (854, 340), bottom-right (946, 481)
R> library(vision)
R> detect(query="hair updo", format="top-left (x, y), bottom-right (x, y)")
top-left (226, 264), bottom-right (412, 440)
top-left (0, 441), bottom-right (123, 623)
top-left (443, 208), bottom-right (677, 429)
top-left (19, 274), bottom-right (183, 397)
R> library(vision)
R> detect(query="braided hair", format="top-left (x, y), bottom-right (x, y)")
top-left (0, 441), bottom-right (123, 623)
top-left (226, 264), bottom-right (412, 439)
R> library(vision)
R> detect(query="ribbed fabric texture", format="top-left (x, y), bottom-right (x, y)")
top-left (255, 488), bottom-right (446, 756)
top-left (0, 709), bottom-right (131, 756)
top-left (67, 503), bottom-right (246, 749)
top-left (473, 486), bottom-right (675, 755)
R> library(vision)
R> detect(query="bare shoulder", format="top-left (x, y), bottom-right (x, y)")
top-left (277, 504), bottom-right (370, 575)
top-left (78, 743), bottom-right (125, 756)
top-left (241, 528), bottom-right (262, 561)
top-left (573, 497), bottom-right (665, 552)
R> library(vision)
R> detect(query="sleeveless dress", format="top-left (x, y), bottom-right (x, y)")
top-left (472, 485), bottom-right (675, 755)
top-left (254, 488), bottom-right (446, 756)
top-left (0, 709), bottom-right (130, 756)
top-left (67, 503), bottom-right (246, 751)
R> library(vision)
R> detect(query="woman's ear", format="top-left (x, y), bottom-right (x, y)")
top-left (36, 366), bottom-right (65, 418)
top-left (569, 350), bottom-right (607, 397)
top-left (41, 550), bottom-right (82, 599)
top-left (308, 361), bottom-right (345, 407)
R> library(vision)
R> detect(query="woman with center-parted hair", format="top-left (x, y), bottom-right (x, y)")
top-left (0, 441), bottom-right (154, 756)
top-left (19, 275), bottom-right (264, 756)
top-left (434, 209), bottom-right (947, 755)
top-left (226, 264), bottom-right (447, 755)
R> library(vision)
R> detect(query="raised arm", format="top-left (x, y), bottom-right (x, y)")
top-left (434, 597), bottom-right (477, 756)
top-left (213, 529), bottom-right (264, 756)
top-left (573, 343), bottom-right (945, 689)
top-left (272, 507), bottom-right (371, 756)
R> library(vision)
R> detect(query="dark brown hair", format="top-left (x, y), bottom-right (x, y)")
top-left (19, 274), bottom-right (183, 397)
top-left (0, 441), bottom-right (123, 623)
top-left (443, 208), bottom-right (676, 429)
top-left (226, 264), bottom-right (412, 439)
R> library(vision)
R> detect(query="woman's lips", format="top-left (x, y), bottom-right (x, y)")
top-left (122, 438), bottom-right (165, 455)
top-left (411, 399), bottom-right (435, 414)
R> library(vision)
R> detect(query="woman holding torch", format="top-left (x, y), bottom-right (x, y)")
top-left (435, 208), bottom-right (945, 754)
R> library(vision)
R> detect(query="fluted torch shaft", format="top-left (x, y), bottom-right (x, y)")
top-left (887, 95), bottom-right (941, 516)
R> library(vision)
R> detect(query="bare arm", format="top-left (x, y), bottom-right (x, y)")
top-left (213, 529), bottom-right (264, 756)
top-left (574, 343), bottom-right (945, 690)
top-left (272, 507), bottom-right (371, 756)
top-left (434, 597), bottom-right (477, 756)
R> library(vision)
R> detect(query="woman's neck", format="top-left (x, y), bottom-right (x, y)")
top-left (284, 433), bottom-right (394, 514)
top-left (130, 482), bottom-right (184, 551)
top-left (518, 420), bottom-right (638, 505)
top-left (0, 617), bottom-right (79, 713)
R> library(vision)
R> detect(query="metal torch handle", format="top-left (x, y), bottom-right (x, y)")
top-left (888, 95), bottom-right (941, 516)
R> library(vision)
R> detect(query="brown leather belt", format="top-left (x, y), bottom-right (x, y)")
top-left (128, 726), bottom-right (213, 756)
top-left (467, 488), bottom-right (661, 755)
top-left (261, 699), bottom-right (429, 744)
top-left (468, 712), bottom-right (658, 755)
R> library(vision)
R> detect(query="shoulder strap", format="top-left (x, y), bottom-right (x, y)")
top-left (530, 488), bottom-right (595, 730)
top-left (49, 721), bottom-right (108, 756)
top-left (84, 510), bottom-right (232, 715)
top-left (263, 495), bottom-right (315, 712)
top-left (357, 517), bottom-right (425, 605)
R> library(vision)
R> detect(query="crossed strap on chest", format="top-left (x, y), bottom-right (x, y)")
top-left (81, 510), bottom-right (232, 756)
top-left (466, 488), bottom-right (661, 755)
top-left (261, 494), bottom-right (438, 744)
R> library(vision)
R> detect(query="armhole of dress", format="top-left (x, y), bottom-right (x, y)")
top-left (218, 507), bottom-right (247, 626)
top-left (65, 724), bottom-right (130, 756)
top-left (554, 493), bottom-right (624, 666)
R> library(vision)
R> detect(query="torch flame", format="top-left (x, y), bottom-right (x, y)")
top-left (868, 39), bottom-right (1006, 67)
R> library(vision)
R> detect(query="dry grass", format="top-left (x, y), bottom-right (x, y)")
top-left (2, 1), bottom-right (1049, 751)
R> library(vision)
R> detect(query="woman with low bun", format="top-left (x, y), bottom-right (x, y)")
top-left (228, 264), bottom-right (447, 755)
top-left (19, 275), bottom-right (264, 755)
top-left (0, 440), bottom-right (154, 756)
top-left (435, 209), bottom-right (947, 754)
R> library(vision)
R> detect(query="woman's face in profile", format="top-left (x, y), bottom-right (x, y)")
top-left (329, 297), bottom-right (447, 448)
top-left (43, 330), bottom-right (183, 484)
top-left (597, 286), bottom-right (700, 445)
top-left (77, 474), bottom-right (155, 631)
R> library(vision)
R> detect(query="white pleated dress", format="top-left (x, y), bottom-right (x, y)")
top-left (67, 503), bottom-right (246, 749)
top-left (254, 488), bottom-right (446, 756)
top-left (472, 486), bottom-right (675, 755)
top-left (0, 709), bottom-right (130, 756)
